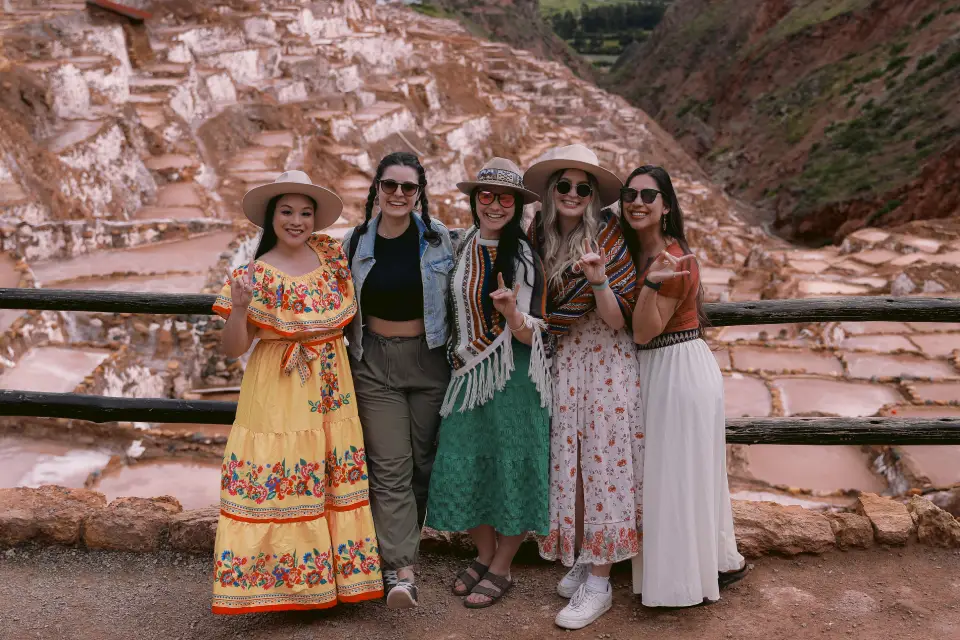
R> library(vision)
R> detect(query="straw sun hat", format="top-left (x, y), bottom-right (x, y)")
top-left (522, 144), bottom-right (623, 207)
top-left (456, 157), bottom-right (541, 204)
top-left (241, 170), bottom-right (343, 231)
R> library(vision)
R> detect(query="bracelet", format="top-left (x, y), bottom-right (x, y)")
top-left (507, 313), bottom-right (531, 333)
top-left (589, 278), bottom-right (610, 291)
top-left (643, 278), bottom-right (662, 291)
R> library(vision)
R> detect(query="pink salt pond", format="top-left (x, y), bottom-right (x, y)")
top-left (743, 445), bottom-right (885, 493)
top-left (772, 377), bottom-right (903, 416)
top-left (723, 374), bottom-right (772, 417)
top-left (93, 459), bottom-right (221, 510)
top-left (730, 347), bottom-right (842, 375)
top-left (844, 353), bottom-right (958, 380)
top-left (0, 436), bottom-right (110, 489)
top-left (0, 346), bottom-right (111, 394)
top-left (900, 446), bottom-right (960, 487)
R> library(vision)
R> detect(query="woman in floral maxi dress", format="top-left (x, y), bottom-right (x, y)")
top-left (524, 145), bottom-right (642, 630)
top-left (211, 171), bottom-right (382, 614)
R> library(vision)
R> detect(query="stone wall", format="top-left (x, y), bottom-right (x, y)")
top-left (2, 487), bottom-right (958, 555)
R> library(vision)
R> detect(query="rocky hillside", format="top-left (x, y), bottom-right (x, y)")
top-left (608, 0), bottom-right (960, 245)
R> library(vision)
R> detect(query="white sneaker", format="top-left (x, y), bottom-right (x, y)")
top-left (555, 583), bottom-right (613, 630)
top-left (557, 557), bottom-right (590, 598)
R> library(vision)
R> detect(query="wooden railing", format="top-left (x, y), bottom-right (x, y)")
top-left (1, 288), bottom-right (959, 445)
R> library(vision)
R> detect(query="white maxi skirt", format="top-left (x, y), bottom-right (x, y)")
top-left (631, 337), bottom-right (744, 607)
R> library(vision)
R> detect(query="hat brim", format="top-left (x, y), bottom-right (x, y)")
top-left (456, 181), bottom-right (541, 205)
top-left (522, 160), bottom-right (623, 207)
top-left (242, 182), bottom-right (344, 231)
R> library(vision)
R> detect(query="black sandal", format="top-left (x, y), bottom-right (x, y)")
top-left (719, 565), bottom-right (749, 590)
top-left (464, 571), bottom-right (513, 609)
top-left (451, 560), bottom-right (489, 596)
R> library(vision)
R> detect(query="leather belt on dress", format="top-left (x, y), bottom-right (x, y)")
top-left (269, 331), bottom-right (343, 386)
top-left (636, 327), bottom-right (702, 351)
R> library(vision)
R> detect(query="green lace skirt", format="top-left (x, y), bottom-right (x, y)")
top-left (425, 342), bottom-right (550, 537)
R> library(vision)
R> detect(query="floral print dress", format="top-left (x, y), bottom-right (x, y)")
top-left (538, 311), bottom-right (644, 567)
top-left (211, 233), bottom-right (383, 614)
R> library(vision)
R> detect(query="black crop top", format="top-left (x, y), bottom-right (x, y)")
top-left (361, 222), bottom-right (425, 321)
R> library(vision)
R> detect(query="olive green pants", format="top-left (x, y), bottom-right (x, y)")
top-left (350, 331), bottom-right (450, 570)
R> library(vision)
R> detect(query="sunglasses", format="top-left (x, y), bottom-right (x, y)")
top-left (621, 187), bottom-right (662, 205)
top-left (379, 179), bottom-right (420, 197)
top-left (555, 179), bottom-right (593, 199)
top-left (477, 191), bottom-right (516, 208)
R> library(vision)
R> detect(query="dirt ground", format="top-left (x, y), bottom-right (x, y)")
top-left (0, 545), bottom-right (958, 640)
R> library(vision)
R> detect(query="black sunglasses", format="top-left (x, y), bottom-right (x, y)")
top-left (621, 187), bottom-right (662, 205)
top-left (556, 179), bottom-right (593, 198)
top-left (379, 179), bottom-right (420, 197)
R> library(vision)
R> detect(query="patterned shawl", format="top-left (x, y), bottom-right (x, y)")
top-left (529, 209), bottom-right (637, 336)
top-left (440, 227), bottom-right (552, 417)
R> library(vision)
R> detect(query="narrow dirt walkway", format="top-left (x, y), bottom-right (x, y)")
top-left (0, 546), bottom-right (957, 640)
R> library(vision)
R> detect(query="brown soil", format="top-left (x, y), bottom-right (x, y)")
top-left (1, 545), bottom-right (958, 639)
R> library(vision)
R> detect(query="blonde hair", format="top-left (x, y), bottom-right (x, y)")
top-left (540, 170), bottom-right (603, 290)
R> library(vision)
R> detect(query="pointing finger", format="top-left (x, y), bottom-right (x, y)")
top-left (497, 272), bottom-right (505, 290)
top-left (513, 282), bottom-right (521, 297)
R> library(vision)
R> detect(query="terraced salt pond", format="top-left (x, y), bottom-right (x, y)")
top-left (0, 436), bottom-right (111, 489)
top-left (92, 460), bottom-right (221, 510)
top-left (0, 346), bottom-right (111, 393)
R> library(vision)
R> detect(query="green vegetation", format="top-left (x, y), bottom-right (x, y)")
top-left (409, 2), bottom-right (450, 18)
top-left (753, 0), bottom-right (873, 51)
top-left (546, 1), bottom-right (670, 59)
top-left (917, 54), bottom-right (937, 71)
top-left (918, 12), bottom-right (937, 28)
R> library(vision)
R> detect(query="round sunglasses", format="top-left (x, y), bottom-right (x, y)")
top-left (621, 187), bottom-right (662, 205)
top-left (556, 179), bottom-right (593, 198)
top-left (379, 179), bottom-right (420, 197)
top-left (477, 190), bottom-right (516, 208)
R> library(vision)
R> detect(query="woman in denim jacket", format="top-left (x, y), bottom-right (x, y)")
top-left (341, 152), bottom-right (457, 609)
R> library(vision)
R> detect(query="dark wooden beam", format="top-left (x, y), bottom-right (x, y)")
top-left (2, 390), bottom-right (959, 444)
top-left (2, 288), bottom-right (959, 325)
top-left (86, 0), bottom-right (152, 22)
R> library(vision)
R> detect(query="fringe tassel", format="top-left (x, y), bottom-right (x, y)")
top-left (439, 332), bottom-right (516, 417)
top-left (526, 317), bottom-right (553, 415)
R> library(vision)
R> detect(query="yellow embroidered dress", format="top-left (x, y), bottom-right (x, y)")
top-left (211, 233), bottom-right (383, 614)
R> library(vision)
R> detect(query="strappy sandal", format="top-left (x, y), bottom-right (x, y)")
top-left (451, 560), bottom-right (489, 596)
top-left (464, 571), bottom-right (513, 609)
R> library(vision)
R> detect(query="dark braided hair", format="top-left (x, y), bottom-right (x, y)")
top-left (357, 151), bottom-right (439, 245)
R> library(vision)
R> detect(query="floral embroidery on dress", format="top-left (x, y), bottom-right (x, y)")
top-left (240, 262), bottom-right (346, 313)
top-left (336, 538), bottom-right (381, 577)
top-left (307, 342), bottom-right (352, 413)
top-left (326, 445), bottom-right (368, 488)
top-left (216, 549), bottom-right (335, 590)
top-left (221, 453), bottom-right (324, 504)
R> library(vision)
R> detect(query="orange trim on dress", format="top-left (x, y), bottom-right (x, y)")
top-left (219, 500), bottom-right (369, 524)
top-left (211, 589), bottom-right (384, 615)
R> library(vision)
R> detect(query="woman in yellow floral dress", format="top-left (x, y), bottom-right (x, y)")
top-left (211, 171), bottom-right (383, 614)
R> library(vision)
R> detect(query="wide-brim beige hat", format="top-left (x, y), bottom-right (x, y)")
top-left (523, 144), bottom-right (623, 207)
top-left (242, 170), bottom-right (343, 231)
top-left (457, 157), bottom-right (541, 205)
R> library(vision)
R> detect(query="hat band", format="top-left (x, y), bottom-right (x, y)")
top-left (476, 168), bottom-right (525, 189)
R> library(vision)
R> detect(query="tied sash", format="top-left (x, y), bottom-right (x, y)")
top-left (272, 332), bottom-right (342, 386)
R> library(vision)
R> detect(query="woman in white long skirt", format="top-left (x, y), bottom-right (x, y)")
top-left (620, 165), bottom-right (746, 607)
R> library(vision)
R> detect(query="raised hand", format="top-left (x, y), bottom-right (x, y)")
top-left (646, 250), bottom-right (696, 284)
top-left (489, 272), bottom-right (521, 327)
top-left (230, 261), bottom-right (256, 309)
top-left (575, 237), bottom-right (607, 285)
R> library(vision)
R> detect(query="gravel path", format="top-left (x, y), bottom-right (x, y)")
top-left (0, 545), bottom-right (958, 639)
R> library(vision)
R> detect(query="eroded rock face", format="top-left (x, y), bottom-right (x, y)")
top-left (0, 485), bottom-right (106, 546)
top-left (926, 487), bottom-right (960, 518)
top-left (168, 506), bottom-right (218, 553)
top-left (826, 512), bottom-right (875, 550)
top-left (906, 496), bottom-right (960, 548)
top-left (856, 493), bottom-right (915, 546)
top-left (82, 495), bottom-right (182, 552)
top-left (732, 500), bottom-right (835, 557)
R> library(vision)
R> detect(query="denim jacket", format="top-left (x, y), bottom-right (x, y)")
top-left (342, 212), bottom-right (460, 361)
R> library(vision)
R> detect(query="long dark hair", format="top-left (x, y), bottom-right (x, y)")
top-left (356, 151), bottom-right (439, 245)
top-left (469, 190), bottom-right (534, 289)
top-left (619, 165), bottom-right (708, 328)
top-left (254, 194), bottom-right (317, 259)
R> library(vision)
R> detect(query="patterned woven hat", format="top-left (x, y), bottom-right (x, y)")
top-left (456, 157), bottom-right (541, 205)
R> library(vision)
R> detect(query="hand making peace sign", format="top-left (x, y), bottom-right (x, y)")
top-left (489, 272), bottom-right (521, 320)
top-left (646, 250), bottom-right (696, 284)
top-left (575, 237), bottom-right (607, 285)
top-left (230, 261), bottom-right (256, 309)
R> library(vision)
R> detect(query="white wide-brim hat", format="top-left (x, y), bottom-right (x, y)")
top-left (523, 144), bottom-right (623, 207)
top-left (242, 170), bottom-right (343, 231)
top-left (456, 157), bottom-right (541, 204)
